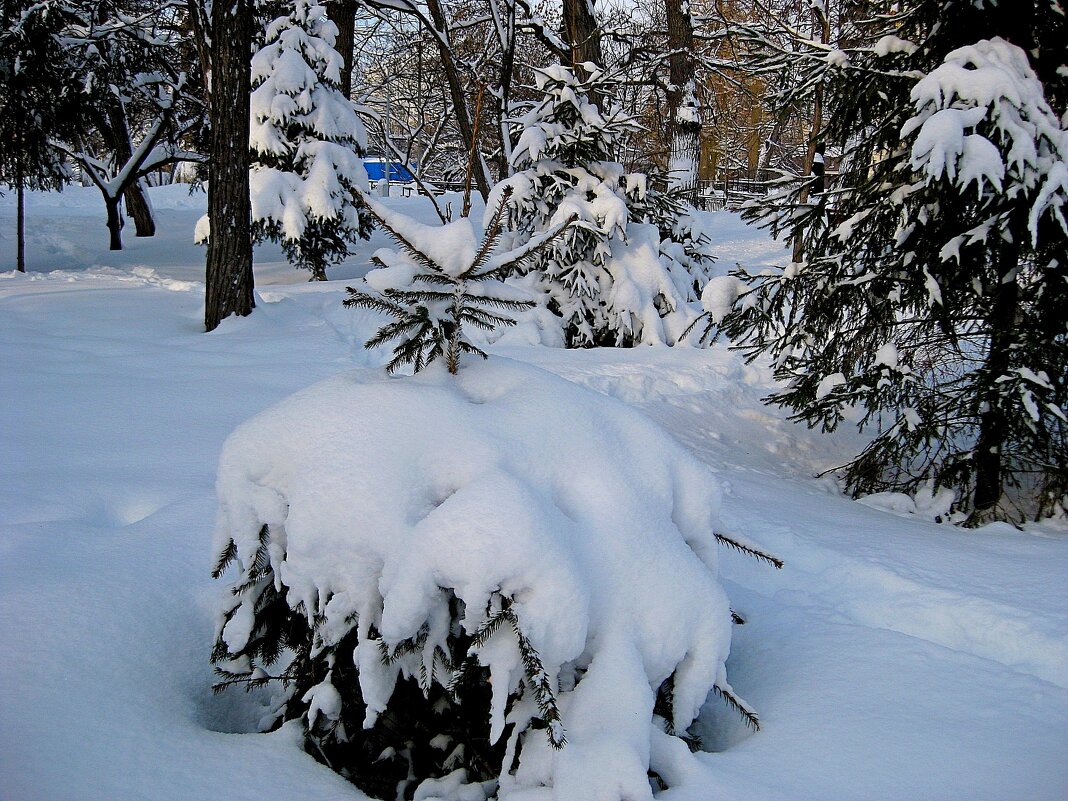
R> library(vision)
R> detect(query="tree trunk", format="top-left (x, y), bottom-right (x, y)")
top-left (105, 194), bottom-right (124, 251)
top-left (205, 0), bottom-right (255, 332)
top-left (125, 180), bottom-right (156, 237)
top-left (104, 100), bottom-right (156, 239)
top-left (15, 165), bottom-right (25, 273)
top-left (665, 0), bottom-right (701, 201)
top-left (971, 251), bottom-right (1020, 520)
top-left (331, 0), bottom-right (358, 99)
top-left (562, 0), bottom-right (602, 77)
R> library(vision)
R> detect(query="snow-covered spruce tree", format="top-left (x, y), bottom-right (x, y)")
top-left (491, 65), bottom-right (715, 348)
top-left (248, 0), bottom-right (371, 281)
top-left (343, 189), bottom-right (575, 374)
top-left (210, 348), bottom-right (780, 799)
top-left (714, 1), bottom-right (1068, 523)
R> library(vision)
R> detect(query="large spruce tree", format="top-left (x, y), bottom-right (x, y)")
top-left (719, 0), bottom-right (1068, 523)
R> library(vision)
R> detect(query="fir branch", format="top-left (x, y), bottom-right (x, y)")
top-left (714, 531), bottom-right (784, 569)
top-left (469, 213), bottom-right (579, 280)
top-left (460, 308), bottom-right (522, 331)
top-left (211, 667), bottom-right (291, 695)
top-left (464, 294), bottom-right (536, 312)
top-left (469, 608), bottom-right (513, 649)
top-left (680, 312), bottom-right (718, 346)
top-left (463, 187), bottom-right (514, 278)
top-left (713, 684), bottom-right (760, 731)
top-left (343, 288), bottom-right (407, 317)
top-left (365, 315), bottom-right (429, 349)
top-left (731, 609), bottom-right (746, 625)
top-left (456, 341), bottom-right (489, 361)
top-left (211, 538), bottom-right (238, 579)
top-left (377, 629), bottom-right (428, 665)
top-left (354, 192), bottom-right (446, 276)
top-left (507, 612), bottom-right (566, 749)
top-left (469, 606), bottom-right (566, 748)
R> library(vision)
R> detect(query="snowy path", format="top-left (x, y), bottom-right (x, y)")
top-left (1, 187), bottom-right (1066, 801)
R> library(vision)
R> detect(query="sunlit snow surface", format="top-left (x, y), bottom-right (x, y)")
top-left (1, 185), bottom-right (1066, 801)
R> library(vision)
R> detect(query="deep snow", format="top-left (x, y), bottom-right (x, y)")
top-left (1, 184), bottom-right (1066, 801)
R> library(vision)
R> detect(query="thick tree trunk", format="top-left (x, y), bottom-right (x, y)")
top-left (16, 178), bottom-right (26, 272)
top-left (665, 0), bottom-right (701, 201)
top-left (426, 0), bottom-right (491, 199)
top-left (105, 195), bottom-right (124, 251)
top-left (205, 0), bottom-right (255, 332)
top-left (125, 180), bottom-right (156, 237)
top-left (562, 0), bottom-right (602, 77)
top-left (971, 251), bottom-right (1020, 520)
top-left (331, 0), bottom-right (358, 99)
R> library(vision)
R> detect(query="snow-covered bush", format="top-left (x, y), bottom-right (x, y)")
top-left (247, 0), bottom-right (371, 280)
top-left (211, 357), bottom-right (776, 799)
top-left (343, 190), bottom-right (573, 373)
top-left (491, 65), bottom-right (715, 347)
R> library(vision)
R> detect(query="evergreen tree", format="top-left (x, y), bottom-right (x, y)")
top-left (343, 189), bottom-right (574, 374)
top-left (492, 65), bottom-right (714, 347)
top-left (249, 0), bottom-right (372, 281)
top-left (0, 0), bottom-right (83, 271)
top-left (715, 0), bottom-right (1068, 523)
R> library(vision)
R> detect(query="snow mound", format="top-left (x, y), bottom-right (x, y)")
top-left (213, 357), bottom-right (738, 800)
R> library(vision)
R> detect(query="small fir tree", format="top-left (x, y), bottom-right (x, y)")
top-left (249, 0), bottom-right (371, 281)
top-left (344, 189), bottom-right (575, 374)
top-left (492, 65), bottom-right (714, 347)
top-left (716, 0), bottom-right (1068, 523)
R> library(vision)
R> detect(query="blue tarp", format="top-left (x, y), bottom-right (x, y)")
top-left (364, 160), bottom-right (416, 182)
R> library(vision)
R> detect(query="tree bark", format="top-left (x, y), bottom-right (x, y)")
top-left (205, 0), bottom-right (255, 332)
top-left (562, 0), bottom-right (602, 77)
top-left (665, 0), bottom-right (701, 201)
top-left (331, 0), bottom-right (358, 99)
top-left (105, 195), bottom-right (124, 251)
top-left (125, 180), bottom-right (156, 237)
top-left (971, 250), bottom-right (1020, 520)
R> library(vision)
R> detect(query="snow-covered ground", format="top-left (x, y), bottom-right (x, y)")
top-left (1, 184), bottom-right (1065, 801)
